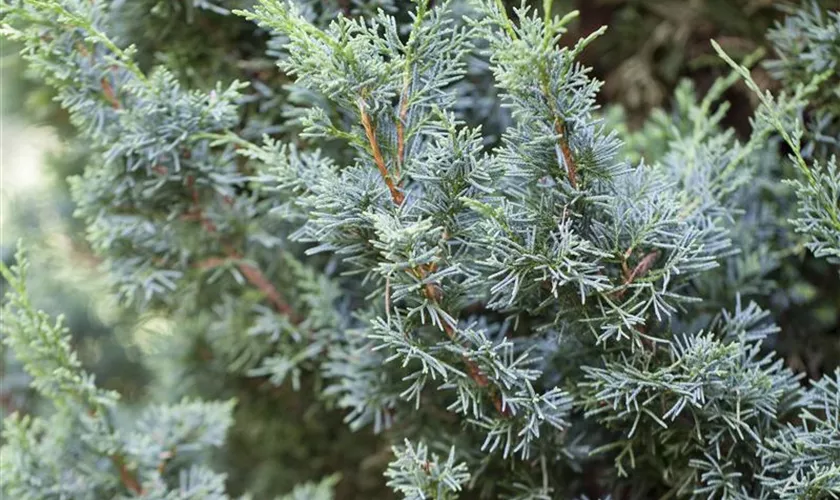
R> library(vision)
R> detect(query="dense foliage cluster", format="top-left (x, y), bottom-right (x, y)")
top-left (1, 0), bottom-right (838, 498)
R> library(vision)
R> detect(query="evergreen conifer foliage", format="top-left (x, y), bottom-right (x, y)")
top-left (242, 0), bottom-right (837, 496)
top-left (764, 3), bottom-right (840, 267)
top-left (1, 0), bottom-right (386, 497)
top-left (0, 246), bottom-right (235, 499)
top-left (2, 0), bottom-right (839, 498)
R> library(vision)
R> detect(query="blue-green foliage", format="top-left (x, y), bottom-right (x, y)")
top-left (385, 440), bottom-right (471, 500)
top-left (1, 0), bottom-right (839, 498)
top-left (759, 370), bottom-right (840, 498)
top-left (0, 246), bottom-right (235, 499)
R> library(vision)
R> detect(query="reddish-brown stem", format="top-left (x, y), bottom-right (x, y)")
top-left (112, 454), bottom-right (143, 494)
top-left (84, 408), bottom-right (142, 494)
top-left (74, 38), bottom-right (119, 111)
top-left (156, 448), bottom-right (175, 475)
top-left (358, 98), bottom-right (405, 205)
top-left (410, 263), bottom-right (509, 416)
top-left (101, 78), bottom-right (120, 109)
top-left (446, 322), bottom-right (508, 415)
top-left (386, 87), bottom-right (497, 405)
top-left (112, 455), bottom-right (143, 494)
top-left (623, 251), bottom-right (660, 288)
top-left (615, 249), bottom-right (661, 351)
top-left (363, 89), bottom-right (496, 403)
top-left (554, 119), bottom-right (577, 189)
top-left (197, 251), bottom-right (301, 323)
top-left (235, 256), bottom-right (300, 320)
top-left (395, 83), bottom-right (410, 175)
top-left (614, 249), bottom-right (660, 300)
top-left (186, 177), bottom-right (298, 320)
top-left (541, 67), bottom-right (578, 189)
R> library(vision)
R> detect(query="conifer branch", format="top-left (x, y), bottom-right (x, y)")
top-left (230, 252), bottom-right (301, 321)
top-left (554, 119), bottom-right (578, 188)
top-left (411, 263), bottom-right (509, 416)
top-left (100, 77), bottom-right (120, 109)
top-left (537, 7), bottom-right (585, 189)
top-left (83, 403), bottom-right (145, 495)
top-left (616, 249), bottom-right (661, 300)
top-left (358, 97), bottom-right (405, 204)
top-left (6, 0), bottom-right (838, 497)
top-left (112, 453), bottom-right (143, 495)
top-left (181, 173), bottom-right (300, 320)
top-left (395, 82), bottom-right (409, 173)
top-left (1, 250), bottom-right (148, 497)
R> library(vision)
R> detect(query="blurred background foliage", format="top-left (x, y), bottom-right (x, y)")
top-left (1, 0), bottom-right (838, 497)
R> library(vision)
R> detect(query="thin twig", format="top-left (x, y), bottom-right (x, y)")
top-left (614, 249), bottom-right (660, 300)
top-left (186, 178), bottom-right (298, 320)
top-left (363, 81), bottom-right (505, 414)
top-left (623, 251), bottom-right (660, 288)
top-left (233, 254), bottom-right (300, 321)
top-left (615, 249), bottom-right (661, 351)
top-left (358, 97), bottom-right (405, 205)
top-left (554, 119), bottom-right (577, 188)
top-left (395, 82), bottom-right (410, 175)
top-left (101, 78), bottom-right (120, 109)
top-left (112, 452), bottom-right (143, 494)
top-left (409, 265), bottom-right (510, 416)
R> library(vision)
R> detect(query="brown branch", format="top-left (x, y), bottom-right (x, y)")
top-left (89, 60), bottom-right (290, 322)
top-left (197, 251), bottom-right (301, 323)
top-left (409, 263), bottom-right (510, 417)
top-left (614, 249), bottom-right (661, 351)
top-left (395, 82), bottom-right (410, 176)
top-left (367, 92), bottom-right (508, 413)
top-left (386, 86), bottom-right (496, 405)
top-left (83, 380), bottom-right (142, 494)
top-left (73, 38), bottom-right (120, 111)
top-left (541, 67), bottom-right (578, 189)
top-left (101, 77), bottom-right (120, 109)
top-left (235, 256), bottom-right (300, 320)
top-left (186, 177), bottom-right (298, 320)
top-left (554, 119), bottom-right (577, 189)
top-left (78, 40), bottom-right (119, 110)
top-left (111, 452), bottom-right (143, 494)
top-left (623, 250), bottom-right (660, 288)
top-left (613, 249), bottom-right (661, 301)
top-left (358, 97), bottom-right (405, 205)
top-left (443, 316), bottom-right (508, 416)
